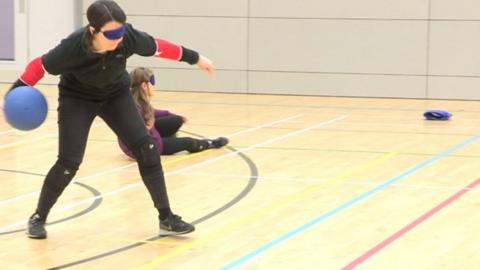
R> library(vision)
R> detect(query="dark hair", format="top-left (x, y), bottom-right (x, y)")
top-left (85, 1), bottom-right (126, 49)
top-left (86, 0), bottom-right (126, 32)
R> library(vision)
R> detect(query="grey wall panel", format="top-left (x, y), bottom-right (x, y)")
top-left (249, 72), bottom-right (426, 98)
top-left (431, 0), bottom-right (480, 20)
top-left (29, 0), bottom-right (76, 59)
top-left (250, 0), bottom-right (428, 19)
top-left (82, 0), bottom-right (92, 12)
top-left (0, 70), bottom-right (25, 83)
top-left (428, 77), bottom-right (480, 99)
top-left (76, 0), bottom-right (480, 100)
top-left (83, 0), bottom-right (247, 16)
top-left (249, 19), bottom-right (428, 75)
top-left (144, 69), bottom-right (247, 93)
top-left (0, 0), bottom-right (14, 60)
top-left (429, 21), bottom-right (480, 76)
top-left (127, 16), bottom-right (247, 70)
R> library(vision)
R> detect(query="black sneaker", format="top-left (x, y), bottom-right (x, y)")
top-left (159, 214), bottom-right (195, 236)
top-left (27, 213), bottom-right (47, 239)
top-left (209, 137), bottom-right (229, 148)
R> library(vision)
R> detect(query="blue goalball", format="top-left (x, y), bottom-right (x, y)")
top-left (4, 86), bottom-right (48, 131)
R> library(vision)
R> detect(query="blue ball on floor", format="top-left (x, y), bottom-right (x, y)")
top-left (4, 86), bottom-right (48, 131)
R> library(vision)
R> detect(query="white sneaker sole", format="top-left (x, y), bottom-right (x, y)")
top-left (159, 227), bottom-right (195, 236)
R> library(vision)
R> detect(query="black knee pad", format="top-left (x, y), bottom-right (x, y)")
top-left (132, 136), bottom-right (161, 174)
top-left (170, 115), bottom-right (184, 129)
top-left (57, 156), bottom-right (81, 172)
top-left (44, 158), bottom-right (80, 193)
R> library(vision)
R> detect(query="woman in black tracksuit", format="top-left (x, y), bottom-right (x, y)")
top-left (8, 0), bottom-right (213, 238)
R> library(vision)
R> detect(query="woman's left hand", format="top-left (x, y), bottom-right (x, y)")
top-left (197, 55), bottom-right (215, 76)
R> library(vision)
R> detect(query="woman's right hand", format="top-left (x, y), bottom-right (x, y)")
top-left (197, 55), bottom-right (215, 76)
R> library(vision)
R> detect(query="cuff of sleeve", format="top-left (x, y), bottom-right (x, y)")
top-left (5, 79), bottom-right (28, 100)
top-left (11, 79), bottom-right (29, 90)
top-left (180, 46), bottom-right (199, 65)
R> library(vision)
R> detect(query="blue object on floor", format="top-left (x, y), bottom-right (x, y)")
top-left (423, 109), bottom-right (452, 120)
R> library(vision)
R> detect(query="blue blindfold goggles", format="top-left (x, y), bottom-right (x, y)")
top-left (149, 75), bottom-right (156, 85)
top-left (102, 25), bottom-right (126, 40)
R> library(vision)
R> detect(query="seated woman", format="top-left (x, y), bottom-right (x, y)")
top-left (118, 67), bottom-right (228, 158)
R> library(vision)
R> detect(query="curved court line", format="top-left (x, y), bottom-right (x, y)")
top-left (342, 178), bottom-right (480, 269)
top-left (220, 134), bottom-right (480, 270)
top-left (137, 151), bottom-right (396, 270)
top-left (40, 116), bottom-right (346, 269)
top-left (47, 146), bottom-right (259, 270)
top-left (0, 169), bottom-right (102, 236)
top-left (0, 116), bottom-right (345, 237)
top-left (0, 148), bottom-right (222, 233)
top-left (0, 115), bottom-right (300, 206)
top-left (1, 114), bottom-right (315, 232)
top-left (0, 163), bottom-right (137, 206)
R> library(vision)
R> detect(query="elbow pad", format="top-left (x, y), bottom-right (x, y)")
top-left (154, 38), bottom-right (199, 64)
top-left (20, 57), bottom-right (45, 86)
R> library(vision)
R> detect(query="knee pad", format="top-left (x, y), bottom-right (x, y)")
top-left (171, 115), bottom-right (184, 129)
top-left (132, 136), bottom-right (161, 174)
top-left (57, 156), bottom-right (81, 172)
top-left (44, 158), bottom-right (80, 193)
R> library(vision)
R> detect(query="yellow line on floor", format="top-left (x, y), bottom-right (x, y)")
top-left (136, 151), bottom-right (398, 270)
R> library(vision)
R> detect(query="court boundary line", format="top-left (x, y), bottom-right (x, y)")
top-left (219, 133), bottom-right (480, 270)
top-left (161, 171), bottom-right (480, 192)
top-left (137, 151), bottom-right (396, 270)
top-left (342, 178), bottom-right (480, 269)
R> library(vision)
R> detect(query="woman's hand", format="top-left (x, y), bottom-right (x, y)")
top-left (146, 118), bottom-right (154, 129)
top-left (197, 55), bottom-right (214, 76)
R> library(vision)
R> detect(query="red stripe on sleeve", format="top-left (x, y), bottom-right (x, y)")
top-left (154, 38), bottom-right (182, 61)
top-left (20, 57), bottom-right (45, 86)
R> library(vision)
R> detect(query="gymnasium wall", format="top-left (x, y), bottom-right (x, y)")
top-left (84, 0), bottom-right (480, 99)
top-left (0, 0), bottom-right (77, 84)
top-left (4, 1), bottom-right (480, 99)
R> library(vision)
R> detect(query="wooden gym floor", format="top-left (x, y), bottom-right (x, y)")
top-left (1, 85), bottom-right (480, 269)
